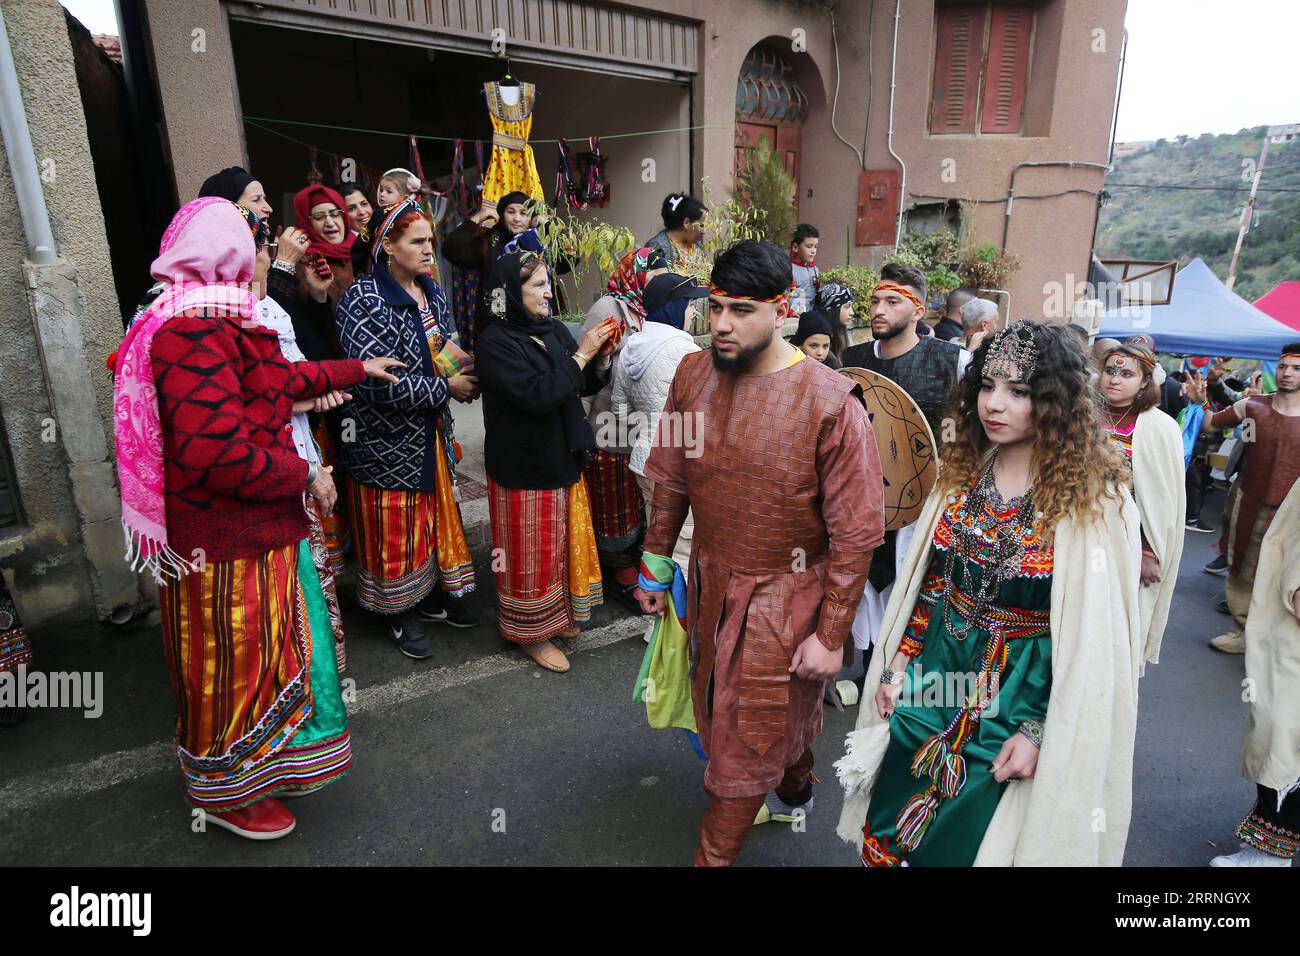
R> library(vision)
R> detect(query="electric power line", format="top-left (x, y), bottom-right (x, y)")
top-left (1107, 182), bottom-right (1300, 193)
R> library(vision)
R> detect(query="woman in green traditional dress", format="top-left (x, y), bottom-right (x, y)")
top-left (836, 320), bottom-right (1145, 867)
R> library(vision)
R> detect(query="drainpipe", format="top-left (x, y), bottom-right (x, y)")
top-left (0, 4), bottom-right (57, 264)
top-left (1092, 27), bottom-right (1129, 264)
top-left (1106, 29), bottom-right (1129, 170)
top-left (886, 0), bottom-right (906, 248)
top-left (1002, 160), bottom-right (1111, 251)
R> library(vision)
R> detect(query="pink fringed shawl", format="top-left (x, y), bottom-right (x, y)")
top-left (113, 197), bottom-right (257, 580)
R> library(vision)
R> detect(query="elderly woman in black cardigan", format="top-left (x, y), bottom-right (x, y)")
top-left (475, 251), bottom-right (617, 672)
top-left (334, 199), bottom-right (480, 660)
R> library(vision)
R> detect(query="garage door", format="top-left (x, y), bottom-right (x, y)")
top-left (225, 0), bottom-right (699, 81)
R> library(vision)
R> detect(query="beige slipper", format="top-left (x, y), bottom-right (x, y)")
top-left (522, 639), bottom-right (570, 673)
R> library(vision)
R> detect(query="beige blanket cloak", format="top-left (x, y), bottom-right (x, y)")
top-left (1240, 478), bottom-right (1300, 802)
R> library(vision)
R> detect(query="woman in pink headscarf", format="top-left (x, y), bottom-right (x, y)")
top-left (114, 197), bottom-right (401, 840)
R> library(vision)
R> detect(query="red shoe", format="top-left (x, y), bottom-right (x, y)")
top-left (204, 797), bottom-right (296, 840)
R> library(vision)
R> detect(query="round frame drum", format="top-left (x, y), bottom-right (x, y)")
top-left (839, 366), bottom-right (937, 530)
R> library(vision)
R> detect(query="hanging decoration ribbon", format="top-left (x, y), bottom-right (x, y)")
top-left (554, 136), bottom-right (609, 210)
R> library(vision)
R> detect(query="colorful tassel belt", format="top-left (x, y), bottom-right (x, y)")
top-left (492, 131), bottom-right (528, 152)
top-left (890, 597), bottom-right (1045, 857)
top-left (924, 583), bottom-right (1050, 641)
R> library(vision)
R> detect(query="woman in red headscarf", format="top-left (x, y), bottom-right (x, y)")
top-left (261, 185), bottom-right (362, 577)
top-left (577, 247), bottom-right (669, 610)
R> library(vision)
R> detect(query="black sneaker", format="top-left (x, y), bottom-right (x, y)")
top-left (390, 611), bottom-right (434, 659)
top-left (1185, 519), bottom-right (1214, 533)
top-left (1204, 554), bottom-right (1228, 576)
top-left (1216, 599), bottom-right (1230, 616)
top-left (416, 591), bottom-right (479, 628)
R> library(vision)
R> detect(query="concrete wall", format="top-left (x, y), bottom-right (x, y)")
top-left (139, 0), bottom-right (1126, 320)
top-left (0, 0), bottom-right (142, 626)
top-left (140, 0), bottom-right (244, 200)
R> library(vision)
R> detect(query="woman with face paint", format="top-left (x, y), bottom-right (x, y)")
top-left (1098, 342), bottom-right (1186, 670)
top-left (838, 320), bottom-right (1145, 867)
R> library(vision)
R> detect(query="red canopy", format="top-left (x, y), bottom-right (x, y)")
top-left (1254, 282), bottom-right (1300, 333)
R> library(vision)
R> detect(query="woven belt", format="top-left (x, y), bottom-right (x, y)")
top-left (492, 131), bottom-right (527, 152)
top-left (922, 581), bottom-right (1049, 640)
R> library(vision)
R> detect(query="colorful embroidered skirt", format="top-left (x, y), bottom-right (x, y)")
top-left (306, 498), bottom-right (348, 673)
top-left (582, 449), bottom-right (644, 563)
top-left (0, 574), bottom-right (32, 675)
top-left (348, 435), bottom-right (475, 614)
top-left (862, 549), bottom-right (1053, 867)
top-left (1236, 785), bottom-right (1300, 859)
top-left (159, 539), bottom-right (352, 810)
top-left (488, 475), bottom-right (603, 644)
top-left (312, 419), bottom-right (351, 577)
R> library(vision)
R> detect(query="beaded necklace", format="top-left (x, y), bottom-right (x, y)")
top-left (935, 451), bottom-right (1041, 642)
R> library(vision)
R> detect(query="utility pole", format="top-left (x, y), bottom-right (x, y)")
top-left (1226, 135), bottom-right (1270, 290)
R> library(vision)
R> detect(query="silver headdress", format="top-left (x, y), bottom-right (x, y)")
top-left (981, 319), bottom-right (1039, 382)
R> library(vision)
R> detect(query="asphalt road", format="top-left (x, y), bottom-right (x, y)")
top-left (0, 487), bottom-right (1263, 866)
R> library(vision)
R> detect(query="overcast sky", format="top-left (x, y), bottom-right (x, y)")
top-left (1114, 0), bottom-right (1299, 141)
top-left (58, 0), bottom-right (1298, 143)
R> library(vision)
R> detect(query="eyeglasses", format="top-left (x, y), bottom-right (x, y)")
top-left (310, 209), bottom-right (345, 223)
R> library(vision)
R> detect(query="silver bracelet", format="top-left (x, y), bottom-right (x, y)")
top-left (271, 259), bottom-right (297, 275)
top-left (306, 462), bottom-right (318, 488)
top-left (1018, 718), bottom-right (1044, 749)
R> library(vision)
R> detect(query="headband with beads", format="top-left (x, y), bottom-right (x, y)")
top-left (872, 282), bottom-right (925, 311)
top-left (982, 320), bottom-right (1039, 382)
top-left (708, 278), bottom-right (797, 304)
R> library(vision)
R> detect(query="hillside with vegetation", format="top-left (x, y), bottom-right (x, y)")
top-left (1095, 126), bottom-right (1300, 301)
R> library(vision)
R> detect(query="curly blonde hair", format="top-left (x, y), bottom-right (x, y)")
top-left (938, 320), bottom-right (1131, 539)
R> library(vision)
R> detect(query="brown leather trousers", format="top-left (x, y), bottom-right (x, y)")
top-left (693, 748), bottom-right (816, 866)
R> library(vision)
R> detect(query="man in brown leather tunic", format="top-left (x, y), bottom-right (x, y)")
top-left (1192, 344), bottom-right (1300, 654)
top-left (635, 240), bottom-right (884, 866)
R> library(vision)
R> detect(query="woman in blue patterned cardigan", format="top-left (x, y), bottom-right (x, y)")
top-left (335, 200), bottom-right (481, 660)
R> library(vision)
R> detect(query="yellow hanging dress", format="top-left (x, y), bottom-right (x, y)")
top-left (481, 81), bottom-right (544, 209)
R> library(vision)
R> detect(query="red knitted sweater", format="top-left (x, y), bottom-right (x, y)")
top-left (150, 311), bottom-right (365, 562)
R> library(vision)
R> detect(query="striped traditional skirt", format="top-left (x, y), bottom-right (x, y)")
top-left (582, 449), bottom-right (644, 561)
top-left (158, 539), bottom-right (352, 810)
top-left (306, 499), bottom-right (348, 673)
top-left (312, 419), bottom-right (351, 577)
top-left (348, 434), bottom-right (475, 615)
top-left (488, 475), bottom-right (603, 644)
top-left (0, 574), bottom-right (32, 675)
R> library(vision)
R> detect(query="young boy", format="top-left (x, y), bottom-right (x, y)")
top-left (789, 224), bottom-right (820, 314)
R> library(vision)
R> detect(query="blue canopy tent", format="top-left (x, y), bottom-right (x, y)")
top-left (1097, 258), bottom-right (1298, 361)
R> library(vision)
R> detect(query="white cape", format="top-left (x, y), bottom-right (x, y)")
top-left (1132, 407), bottom-right (1186, 672)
